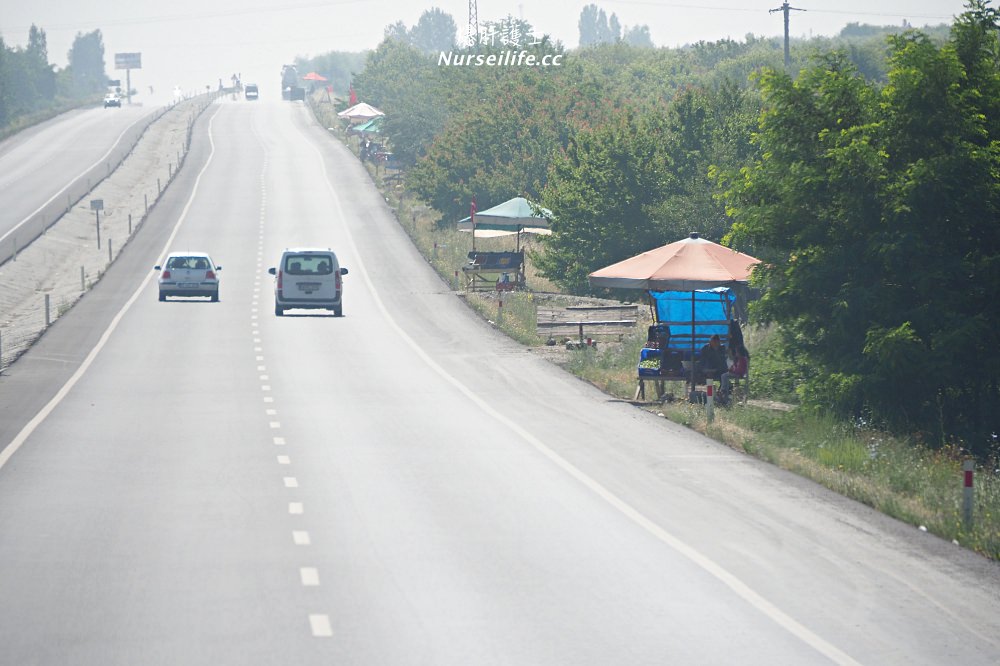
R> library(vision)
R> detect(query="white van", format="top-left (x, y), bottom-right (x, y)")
top-left (268, 248), bottom-right (348, 316)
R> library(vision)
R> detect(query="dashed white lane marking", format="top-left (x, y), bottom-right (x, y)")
top-left (261, 385), bottom-right (271, 392)
top-left (283, 477), bottom-right (298, 488)
top-left (273, 436), bottom-right (286, 446)
top-left (300, 568), bottom-right (320, 586)
top-left (264, 396), bottom-right (274, 404)
top-left (269, 421), bottom-right (281, 429)
top-left (260, 374), bottom-right (270, 380)
top-left (309, 614), bottom-right (332, 637)
top-left (293, 531), bottom-right (311, 545)
top-left (258, 365), bottom-right (267, 371)
top-left (266, 409), bottom-right (277, 416)
top-left (277, 455), bottom-right (291, 465)
top-left (254, 337), bottom-right (261, 343)
top-left (256, 355), bottom-right (264, 360)
top-left (289, 502), bottom-right (303, 514)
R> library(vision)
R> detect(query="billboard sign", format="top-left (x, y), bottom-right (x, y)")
top-left (114, 53), bottom-right (141, 70)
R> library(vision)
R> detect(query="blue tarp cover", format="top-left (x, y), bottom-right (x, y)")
top-left (650, 287), bottom-right (733, 354)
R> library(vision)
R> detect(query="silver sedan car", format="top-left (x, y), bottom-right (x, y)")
top-left (154, 252), bottom-right (221, 302)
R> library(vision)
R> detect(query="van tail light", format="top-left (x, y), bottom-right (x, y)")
top-left (335, 272), bottom-right (341, 291)
top-left (205, 270), bottom-right (216, 280)
top-left (276, 269), bottom-right (283, 295)
top-left (161, 270), bottom-right (171, 279)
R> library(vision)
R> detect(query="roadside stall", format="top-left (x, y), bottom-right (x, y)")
top-left (457, 197), bottom-right (552, 292)
top-left (588, 232), bottom-right (760, 401)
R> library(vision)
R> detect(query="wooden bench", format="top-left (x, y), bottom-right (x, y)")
top-left (536, 305), bottom-right (639, 342)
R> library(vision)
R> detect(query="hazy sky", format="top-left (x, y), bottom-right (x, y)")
top-left (0, 1), bottom-right (969, 101)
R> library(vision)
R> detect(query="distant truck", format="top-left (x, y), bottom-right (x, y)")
top-left (281, 65), bottom-right (305, 101)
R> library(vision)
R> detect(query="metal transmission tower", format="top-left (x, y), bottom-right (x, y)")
top-left (468, 0), bottom-right (480, 46)
top-left (769, 2), bottom-right (805, 69)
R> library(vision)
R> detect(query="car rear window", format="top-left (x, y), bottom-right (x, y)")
top-left (284, 255), bottom-right (334, 275)
top-left (167, 256), bottom-right (210, 269)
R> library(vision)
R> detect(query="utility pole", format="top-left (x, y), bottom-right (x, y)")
top-left (770, 2), bottom-right (805, 69)
top-left (468, 0), bottom-right (480, 46)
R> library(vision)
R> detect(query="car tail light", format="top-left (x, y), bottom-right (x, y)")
top-left (161, 270), bottom-right (171, 279)
top-left (206, 270), bottom-right (216, 280)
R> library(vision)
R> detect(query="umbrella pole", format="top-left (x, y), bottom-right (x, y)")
top-left (690, 291), bottom-right (696, 394)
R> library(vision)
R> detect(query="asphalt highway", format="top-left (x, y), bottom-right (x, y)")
top-left (0, 99), bottom-right (998, 665)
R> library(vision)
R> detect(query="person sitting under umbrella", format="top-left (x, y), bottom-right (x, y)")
top-left (698, 334), bottom-right (727, 381)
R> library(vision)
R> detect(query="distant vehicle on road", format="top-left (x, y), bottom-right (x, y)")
top-left (103, 93), bottom-right (121, 108)
top-left (154, 252), bottom-right (221, 302)
top-left (245, 83), bottom-right (259, 100)
top-left (281, 64), bottom-right (305, 101)
top-left (268, 248), bottom-right (347, 316)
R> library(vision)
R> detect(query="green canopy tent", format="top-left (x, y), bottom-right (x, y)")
top-left (457, 196), bottom-right (552, 252)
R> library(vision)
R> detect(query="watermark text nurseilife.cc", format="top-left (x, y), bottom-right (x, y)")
top-left (438, 51), bottom-right (564, 67)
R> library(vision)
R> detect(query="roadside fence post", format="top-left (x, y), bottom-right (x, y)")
top-left (498, 298), bottom-right (503, 325)
top-left (81, 266), bottom-right (85, 291)
top-left (963, 460), bottom-right (975, 530)
top-left (45, 294), bottom-right (50, 326)
top-left (128, 213), bottom-right (132, 235)
top-left (109, 238), bottom-right (113, 262)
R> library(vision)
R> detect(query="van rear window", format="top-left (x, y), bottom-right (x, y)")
top-left (284, 255), bottom-right (334, 275)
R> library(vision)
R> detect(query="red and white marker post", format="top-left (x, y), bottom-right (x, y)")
top-left (962, 460), bottom-right (975, 530)
top-left (706, 381), bottom-right (714, 423)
